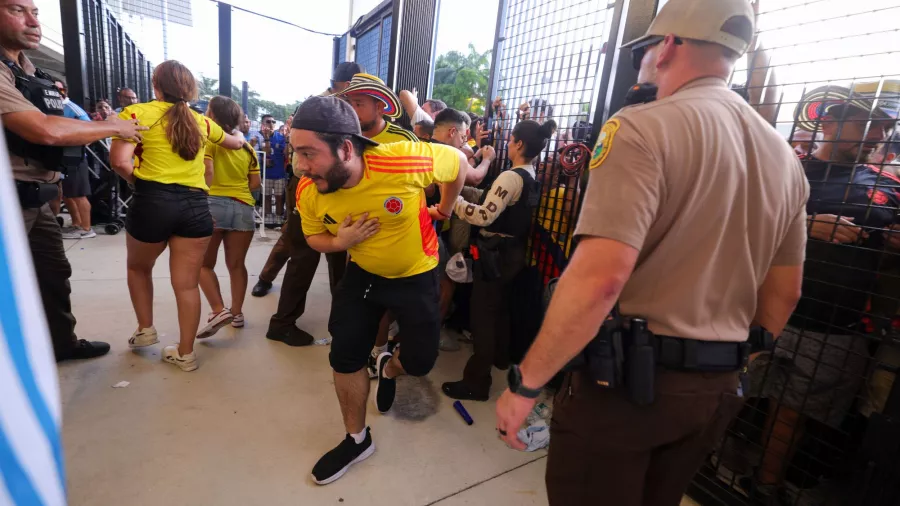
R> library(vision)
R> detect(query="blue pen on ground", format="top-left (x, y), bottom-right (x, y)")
top-left (453, 400), bottom-right (474, 425)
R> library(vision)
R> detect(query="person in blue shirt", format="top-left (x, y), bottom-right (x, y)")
top-left (54, 80), bottom-right (96, 239)
top-left (260, 113), bottom-right (287, 223)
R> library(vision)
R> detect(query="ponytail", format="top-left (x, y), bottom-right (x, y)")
top-left (512, 119), bottom-right (558, 160)
top-left (164, 101), bottom-right (202, 161)
top-left (152, 60), bottom-right (202, 161)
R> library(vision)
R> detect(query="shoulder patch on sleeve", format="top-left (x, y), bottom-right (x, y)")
top-left (589, 118), bottom-right (620, 170)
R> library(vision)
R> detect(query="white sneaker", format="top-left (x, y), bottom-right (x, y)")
top-left (231, 313), bottom-right (244, 328)
top-left (80, 229), bottom-right (97, 239)
top-left (162, 345), bottom-right (198, 372)
top-left (128, 326), bottom-right (159, 348)
top-left (196, 309), bottom-right (234, 339)
top-left (61, 228), bottom-right (84, 239)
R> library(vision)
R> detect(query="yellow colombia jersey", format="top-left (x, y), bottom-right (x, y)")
top-left (205, 142), bottom-right (260, 206)
top-left (371, 122), bottom-right (419, 144)
top-left (297, 141), bottom-right (460, 279)
top-left (115, 102), bottom-right (226, 190)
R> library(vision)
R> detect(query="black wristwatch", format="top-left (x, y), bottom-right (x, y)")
top-left (508, 365), bottom-right (542, 399)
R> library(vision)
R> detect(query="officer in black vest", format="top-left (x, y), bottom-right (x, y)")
top-left (0, 0), bottom-right (145, 361)
top-left (441, 119), bottom-right (549, 401)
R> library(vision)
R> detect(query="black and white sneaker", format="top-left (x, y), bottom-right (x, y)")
top-left (311, 428), bottom-right (375, 485)
top-left (367, 352), bottom-right (378, 379)
top-left (375, 352), bottom-right (396, 414)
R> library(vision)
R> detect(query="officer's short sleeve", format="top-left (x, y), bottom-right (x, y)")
top-left (574, 117), bottom-right (663, 251)
top-left (0, 68), bottom-right (39, 115)
top-left (772, 203), bottom-right (808, 266)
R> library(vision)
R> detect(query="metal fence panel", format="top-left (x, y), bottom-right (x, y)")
top-left (693, 2), bottom-right (900, 504)
top-left (488, 0), bottom-right (617, 283)
top-left (79, 0), bottom-right (154, 110)
top-left (355, 25), bottom-right (382, 79)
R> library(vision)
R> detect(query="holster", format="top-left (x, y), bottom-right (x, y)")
top-left (563, 315), bottom-right (656, 406)
top-left (472, 236), bottom-right (503, 281)
top-left (16, 180), bottom-right (58, 209)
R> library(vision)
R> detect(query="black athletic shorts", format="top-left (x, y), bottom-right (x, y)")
top-left (329, 262), bottom-right (441, 376)
top-left (61, 160), bottom-right (92, 198)
top-left (126, 178), bottom-right (213, 243)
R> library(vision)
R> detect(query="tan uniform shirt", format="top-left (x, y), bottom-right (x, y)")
top-left (576, 77), bottom-right (809, 342)
top-left (0, 48), bottom-right (57, 183)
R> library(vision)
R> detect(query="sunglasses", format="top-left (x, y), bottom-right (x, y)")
top-left (631, 36), bottom-right (683, 71)
top-left (264, 120), bottom-right (276, 125)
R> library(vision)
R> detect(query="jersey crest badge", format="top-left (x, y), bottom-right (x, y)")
top-left (384, 197), bottom-right (403, 214)
top-left (589, 118), bottom-right (620, 170)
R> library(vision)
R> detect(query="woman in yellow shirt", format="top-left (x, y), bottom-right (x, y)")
top-left (196, 96), bottom-right (261, 338)
top-left (109, 60), bottom-right (245, 372)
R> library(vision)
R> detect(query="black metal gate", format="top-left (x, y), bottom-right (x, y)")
top-left (62, 0), bottom-right (154, 111)
top-left (486, 0), bottom-right (620, 284)
top-left (483, 0), bottom-right (900, 504)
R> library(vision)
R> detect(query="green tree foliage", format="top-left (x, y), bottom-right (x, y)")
top-left (197, 74), bottom-right (301, 123)
top-left (432, 45), bottom-right (492, 115)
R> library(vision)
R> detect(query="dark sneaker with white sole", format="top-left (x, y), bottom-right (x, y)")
top-left (311, 428), bottom-right (375, 485)
top-left (375, 352), bottom-right (396, 414)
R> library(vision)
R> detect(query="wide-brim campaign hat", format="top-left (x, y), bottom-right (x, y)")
top-left (335, 73), bottom-right (403, 119)
top-left (794, 81), bottom-right (900, 132)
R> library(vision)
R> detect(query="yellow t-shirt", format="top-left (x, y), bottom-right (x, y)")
top-left (539, 186), bottom-right (574, 256)
top-left (298, 141), bottom-right (460, 278)
top-left (205, 142), bottom-right (260, 206)
top-left (116, 102), bottom-right (226, 190)
top-left (371, 122), bottom-right (419, 144)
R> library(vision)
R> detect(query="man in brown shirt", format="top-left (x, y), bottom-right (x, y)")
top-left (495, 0), bottom-right (809, 504)
top-left (1, 0), bottom-right (144, 361)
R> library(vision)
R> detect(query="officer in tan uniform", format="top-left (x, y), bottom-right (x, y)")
top-left (495, 0), bottom-right (810, 504)
top-left (1, 0), bottom-right (144, 361)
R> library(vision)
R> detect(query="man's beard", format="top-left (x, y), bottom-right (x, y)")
top-left (360, 119), bottom-right (376, 132)
top-left (317, 159), bottom-right (352, 194)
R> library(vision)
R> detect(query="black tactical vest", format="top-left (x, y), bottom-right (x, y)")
top-left (3, 59), bottom-right (82, 173)
top-left (478, 167), bottom-right (540, 239)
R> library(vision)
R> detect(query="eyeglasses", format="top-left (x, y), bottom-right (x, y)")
top-left (631, 36), bottom-right (683, 71)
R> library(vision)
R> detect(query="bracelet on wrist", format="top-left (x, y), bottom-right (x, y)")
top-left (436, 207), bottom-right (452, 219)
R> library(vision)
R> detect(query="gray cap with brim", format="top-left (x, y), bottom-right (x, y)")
top-left (622, 0), bottom-right (755, 56)
top-left (291, 96), bottom-right (379, 147)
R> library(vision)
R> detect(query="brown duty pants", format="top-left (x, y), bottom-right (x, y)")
top-left (546, 368), bottom-right (745, 506)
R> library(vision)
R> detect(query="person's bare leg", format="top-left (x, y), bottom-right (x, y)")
top-left (335, 369), bottom-right (370, 434)
top-left (223, 230), bottom-right (254, 315)
top-left (76, 197), bottom-right (92, 231)
top-left (198, 231), bottom-right (226, 313)
top-left (168, 235), bottom-right (211, 355)
top-left (126, 233), bottom-right (167, 329)
top-left (63, 197), bottom-right (81, 228)
top-left (265, 192), bottom-right (273, 220)
top-left (383, 346), bottom-right (408, 379)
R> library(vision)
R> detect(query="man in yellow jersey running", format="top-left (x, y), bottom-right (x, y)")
top-left (291, 96), bottom-right (467, 485)
top-left (336, 72), bottom-right (420, 376)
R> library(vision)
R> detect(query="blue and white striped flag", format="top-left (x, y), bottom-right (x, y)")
top-left (0, 130), bottom-right (67, 505)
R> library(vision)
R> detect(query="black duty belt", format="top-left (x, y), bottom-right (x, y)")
top-left (652, 334), bottom-right (750, 373)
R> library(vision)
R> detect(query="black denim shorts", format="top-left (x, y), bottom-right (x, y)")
top-left (126, 178), bottom-right (213, 243)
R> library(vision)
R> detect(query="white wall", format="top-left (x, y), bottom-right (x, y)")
top-left (35, 0), bottom-right (64, 55)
